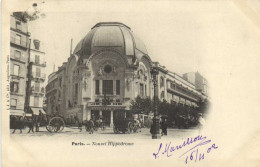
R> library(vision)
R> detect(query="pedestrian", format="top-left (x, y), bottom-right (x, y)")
top-left (78, 121), bottom-right (83, 132)
top-left (161, 118), bottom-right (167, 136)
top-left (198, 113), bottom-right (205, 133)
top-left (27, 117), bottom-right (34, 133)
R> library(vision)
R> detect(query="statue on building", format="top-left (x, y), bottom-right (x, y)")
top-left (83, 78), bottom-right (88, 90)
top-left (98, 66), bottom-right (103, 76)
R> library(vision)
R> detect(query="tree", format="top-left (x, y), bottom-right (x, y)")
top-left (158, 99), bottom-right (170, 116)
top-left (130, 96), bottom-right (152, 115)
top-left (197, 98), bottom-right (210, 115)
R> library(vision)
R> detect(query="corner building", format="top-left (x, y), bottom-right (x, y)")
top-left (46, 22), bottom-right (205, 126)
top-left (10, 13), bottom-right (30, 116)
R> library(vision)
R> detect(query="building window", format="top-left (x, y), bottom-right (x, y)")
top-left (95, 80), bottom-right (100, 95)
top-left (116, 80), bottom-right (120, 95)
top-left (10, 82), bottom-right (19, 93)
top-left (14, 50), bottom-right (21, 59)
top-left (35, 82), bottom-right (40, 92)
top-left (15, 34), bottom-right (21, 45)
top-left (16, 21), bottom-right (22, 30)
top-left (13, 64), bottom-right (20, 76)
top-left (11, 99), bottom-right (17, 109)
top-left (103, 80), bottom-right (113, 95)
top-left (36, 67), bottom-right (41, 77)
top-left (104, 65), bottom-right (112, 74)
top-left (160, 77), bottom-right (164, 87)
top-left (75, 84), bottom-right (78, 97)
top-left (140, 83), bottom-right (144, 97)
top-left (171, 82), bottom-right (175, 89)
top-left (34, 96), bottom-right (39, 107)
top-left (35, 55), bottom-right (40, 64)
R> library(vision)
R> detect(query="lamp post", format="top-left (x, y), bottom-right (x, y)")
top-left (150, 67), bottom-right (161, 139)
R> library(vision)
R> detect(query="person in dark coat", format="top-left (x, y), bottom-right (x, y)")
top-left (27, 117), bottom-right (34, 133)
top-left (160, 118), bottom-right (168, 136)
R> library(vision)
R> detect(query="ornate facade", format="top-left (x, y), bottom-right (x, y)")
top-left (46, 22), bottom-right (206, 126)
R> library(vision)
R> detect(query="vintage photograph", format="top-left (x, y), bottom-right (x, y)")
top-left (2, 0), bottom-right (260, 167)
top-left (9, 2), bottom-right (209, 138)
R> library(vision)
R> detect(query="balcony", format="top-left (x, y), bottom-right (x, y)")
top-left (31, 72), bottom-right (46, 80)
top-left (31, 87), bottom-right (45, 95)
top-left (32, 61), bottom-right (46, 67)
top-left (10, 37), bottom-right (28, 48)
top-left (88, 101), bottom-right (123, 106)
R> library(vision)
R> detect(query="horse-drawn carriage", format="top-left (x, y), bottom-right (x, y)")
top-left (113, 110), bottom-right (141, 134)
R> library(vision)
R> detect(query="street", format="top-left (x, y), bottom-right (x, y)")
top-left (10, 126), bottom-right (199, 140)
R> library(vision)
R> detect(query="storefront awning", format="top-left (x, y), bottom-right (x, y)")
top-left (10, 109), bottom-right (25, 116)
top-left (30, 107), bottom-right (46, 115)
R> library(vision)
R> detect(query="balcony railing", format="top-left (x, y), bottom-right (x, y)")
top-left (32, 87), bottom-right (45, 94)
top-left (32, 72), bottom-right (46, 79)
top-left (88, 102), bottom-right (123, 106)
top-left (32, 61), bottom-right (46, 67)
top-left (10, 37), bottom-right (28, 48)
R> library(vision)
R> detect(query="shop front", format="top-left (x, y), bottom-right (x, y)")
top-left (87, 105), bottom-right (126, 127)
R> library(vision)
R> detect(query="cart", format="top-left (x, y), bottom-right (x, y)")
top-left (113, 110), bottom-right (134, 134)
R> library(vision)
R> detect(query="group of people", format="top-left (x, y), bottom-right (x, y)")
top-left (149, 113), bottom-right (205, 136)
top-left (77, 114), bottom-right (104, 132)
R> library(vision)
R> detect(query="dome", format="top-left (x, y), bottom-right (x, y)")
top-left (73, 22), bottom-right (148, 58)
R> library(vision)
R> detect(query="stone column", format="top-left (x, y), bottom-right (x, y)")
top-left (83, 105), bottom-right (87, 121)
top-left (99, 110), bottom-right (102, 116)
top-left (110, 110), bottom-right (113, 127)
top-left (113, 80), bottom-right (116, 95)
top-left (86, 108), bottom-right (91, 121)
top-left (100, 80), bottom-right (103, 95)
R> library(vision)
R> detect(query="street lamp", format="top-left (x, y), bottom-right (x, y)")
top-left (150, 67), bottom-right (161, 139)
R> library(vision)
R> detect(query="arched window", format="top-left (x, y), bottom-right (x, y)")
top-left (161, 91), bottom-right (165, 99)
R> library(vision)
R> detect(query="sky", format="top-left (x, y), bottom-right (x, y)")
top-left (25, 1), bottom-right (230, 85)
top-left (23, 0), bottom-right (260, 88)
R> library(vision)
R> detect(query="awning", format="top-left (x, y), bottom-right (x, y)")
top-left (186, 100), bottom-right (191, 106)
top-left (173, 95), bottom-right (179, 102)
top-left (30, 107), bottom-right (46, 115)
top-left (179, 98), bottom-right (185, 104)
top-left (10, 110), bottom-right (25, 116)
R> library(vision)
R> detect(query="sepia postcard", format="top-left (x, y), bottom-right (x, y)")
top-left (2, 0), bottom-right (260, 167)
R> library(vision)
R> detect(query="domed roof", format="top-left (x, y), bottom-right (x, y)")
top-left (73, 22), bottom-right (148, 58)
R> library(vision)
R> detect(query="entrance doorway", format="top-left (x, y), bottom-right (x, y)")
top-left (91, 110), bottom-right (99, 120)
top-left (102, 110), bottom-right (111, 126)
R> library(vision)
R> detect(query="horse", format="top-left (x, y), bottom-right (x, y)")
top-left (11, 116), bottom-right (24, 133)
top-left (11, 116), bottom-right (36, 133)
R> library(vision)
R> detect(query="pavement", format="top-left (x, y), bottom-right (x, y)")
top-left (10, 126), bottom-right (200, 140)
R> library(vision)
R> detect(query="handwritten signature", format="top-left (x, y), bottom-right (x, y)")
top-left (152, 135), bottom-right (218, 164)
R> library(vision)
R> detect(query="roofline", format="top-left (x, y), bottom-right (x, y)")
top-left (91, 22), bottom-right (131, 30)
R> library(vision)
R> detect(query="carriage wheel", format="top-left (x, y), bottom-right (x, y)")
top-left (127, 122), bottom-right (133, 134)
top-left (48, 117), bottom-right (65, 133)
